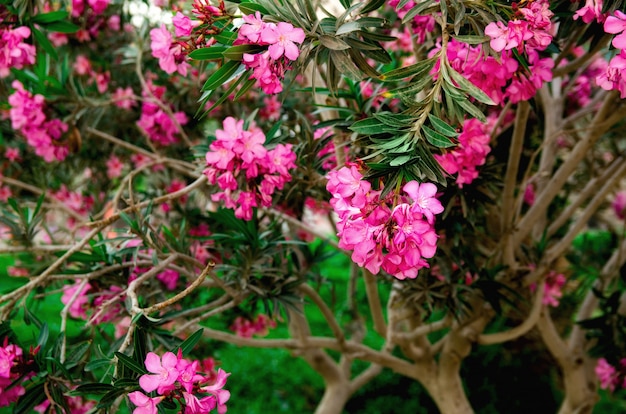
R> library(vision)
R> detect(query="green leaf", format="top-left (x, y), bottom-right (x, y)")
top-left (114, 378), bottom-right (140, 388)
top-left (223, 44), bottom-right (265, 60)
top-left (85, 358), bottom-right (113, 372)
top-left (114, 352), bottom-right (148, 375)
top-left (14, 383), bottom-right (46, 414)
top-left (456, 97), bottom-right (487, 122)
top-left (335, 17), bottom-right (387, 36)
top-left (31, 11), bottom-right (68, 23)
top-left (43, 20), bottom-right (79, 33)
top-left (238, 2), bottom-right (269, 14)
top-left (319, 35), bottom-right (351, 51)
top-left (373, 112), bottom-right (415, 128)
top-left (451, 34), bottom-right (489, 45)
top-left (427, 114), bottom-right (459, 137)
top-left (176, 328), bottom-right (204, 355)
top-left (350, 118), bottom-right (402, 135)
top-left (96, 388), bottom-right (128, 409)
top-left (423, 125), bottom-right (455, 148)
top-left (37, 322), bottom-right (49, 347)
top-left (188, 46), bottom-right (227, 60)
top-left (31, 27), bottom-right (58, 60)
top-left (329, 49), bottom-right (362, 80)
top-left (380, 58), bottom-right (436, 82)
top-left (360, 0), bottom-right (387, 14)
top-left (446, 64), bottom-right (495, 105)
top-left (202, 60), bottom-right (244, 91)
top-left (71, 383), bottom-right (115, 396)
top-left (213, 30), bottom-right (237, 45)
top-left (389, 154), bottom-right (412, 166)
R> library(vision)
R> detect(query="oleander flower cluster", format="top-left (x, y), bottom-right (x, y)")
top-left (0, 339), bottom-right (33, 407)
top-left (128, 351), bottom-right (230, 414)
top-left (596, 11), bottom-right (626, 97)
top-left (8, 81), bottom-right (69, 162)
top-left (229, 314), bottom-right (276, 338)
top-left (137, 81), bottom-right (189, 146)
top-left (433, 0), bottom-right (554, 105)
top-left (236, 12), bottom-right (305, 94)
top-left (434, 117), bottom-right (493, 187)
top-left (203, 116), bottom-right (297, 221)
top-left (327, 165), bottom-right (443, 280)
top-left (0, 25), bottom-right (36, 78)
top-left (595, 357), bottom-right (626, 392)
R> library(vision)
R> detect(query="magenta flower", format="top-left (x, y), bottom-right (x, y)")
top-left (128, 391), bottom-right (163, 414)
top-left (200, 368), bottom-right (231, 414)
top-left (595, 358), bottom-right (618, 391)
top-left (173, 12), bottom-right (194, 37)
top-left (261, 22), bottom-right (305, 61)
top-left (613, 191), bottom-right (626, 219)
top-left (238, 12), bottom-right (266, 43)
top-left (403, 181), bottom-right (443, 224)
top-left (605, 10), bottom-right (626, 49)
top-left (139, 352), bottom-right (180, 394)
top-left (574, 0), bottom-right (605, 24)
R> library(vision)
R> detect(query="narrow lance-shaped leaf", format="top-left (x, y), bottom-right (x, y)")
top-left (423, 125), bottom-right (455, 148)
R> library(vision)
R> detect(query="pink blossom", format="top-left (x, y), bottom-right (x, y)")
top-left (74, 55), bottom-right (93, 76)
top-left (139, 352), bottom-right (180, 394)
top-left (596, 358), bottom-right (618, 391)
top-left (95, 71), bottom-right (110, 93)
top-left (156, 269), bottom-right (179, 290)
top-left (238, 12), bottom-right (266, 43)
top-left (173, 12), bottom-right (194, 37)
top-left (403, 181), bottom-right (443, 224)
top-left (605, 10), bottom-right (626, 49)
top-left (128, 391), bottom-right (163, 414)
top-left (574, 0), bottom-right (605, 23)
top-left (0, 186), bottom-right (11, 202)
top-left (613, 191), bottom-right (626, 219)
top-left (112, 87), bottom-right (136, 109)
top-left (261, 22), bottom-right (305, 61)
top-left (87, 0), bottom-right (110, 14)
top-left (0, 26), bottom-right (36, 77)
top-left (61, 281), bottom-right (93, 319)
top-left (200, 369), bottom-right (231, 414)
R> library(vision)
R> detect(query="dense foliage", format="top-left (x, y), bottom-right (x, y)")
top-left (2, 0), bottom-right (626, 412)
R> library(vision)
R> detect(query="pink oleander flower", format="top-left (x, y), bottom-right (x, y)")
top-left (434, 117), bottom-right (492, 187)
top-left (199, 368), bottom-right (231, 414)
top-left (5, 147), bottom-right (20, 162)
top-left (532, 270), bottom-right (567, 307)
top-left (61, 280), bottom-right (93, 319)
top-left (574, 0), bottom-right (605, 23)
top-left (327, 166), bottom-right (442, 279)
top-left (0, 26), bottom-right (36, 77)
top-left (128, 391), bottom-right (163, 414)
top-left (596, 358), bottom-right (618, 391)
top-left (106, 155), bottom-right (125, 179)
top-left (112, 87), bottom-right (136, 110)
top-left (613, 191), bottom-right (626, 219)
top-left (87, 0), bottom-right (110, 14)
top-left (597, 50), bottom-right (626, 98)
top-left (139, 352), bottom-right (180, 394)
top-left (74, 55), bottom-right (93, 76)
top-left (173, 12), bottom-right (194, 37)
top-left (261, 22), bottom-right (306, 61)
top-left (156, 269), bottom-right (180, 290)
top-left (150, 25), bottom-right (190, 76)
top-left (0, 186), bottom-right (11, 203)
top-left (204, 117), bottom-right (296, 220)
top-left (605, 10), bottom-right (626, 49)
